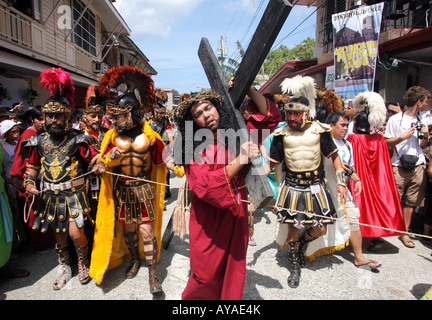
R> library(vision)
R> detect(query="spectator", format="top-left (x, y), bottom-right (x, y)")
top-left (344, 101), bottom-right (357, 137)
top-left (306, 112), bottom-right (381, 271)
top-left (0, 142), bottom-right (29, 279)
top-left (0, 106), bottom-right (13, 123)
top-left (384, 86), bottom-right (431, 248)
top-left (10, 106), bottom-right (55, 251)
top-left (0, 120), bottom-right (26, 250)
top-left (419, 94), bottom-right (432, 127)
top-left (422, 142), bottom-right (432, 245)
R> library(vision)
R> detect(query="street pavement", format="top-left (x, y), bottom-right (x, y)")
top-left (1, 174), bottom-right (431, 302)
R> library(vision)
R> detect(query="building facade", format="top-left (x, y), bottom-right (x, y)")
top-left (0, 0), bottom-right (156, 109)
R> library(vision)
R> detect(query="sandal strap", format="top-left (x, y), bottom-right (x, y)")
top-left (53, 265), bottom-right (72, 290)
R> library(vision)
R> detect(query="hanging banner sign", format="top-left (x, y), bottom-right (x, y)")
top-left (332, 2), bottom-right (384, 101)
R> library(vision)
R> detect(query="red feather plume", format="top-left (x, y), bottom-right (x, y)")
top-left (85, 85), bottom-right (96, 108)
top-left (97, 65), bottom-right (156, 112)
top-left (40, 67), bottom-right (75, 113)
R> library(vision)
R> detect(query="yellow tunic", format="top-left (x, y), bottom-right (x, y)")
top-left (89, 121), bottom-right (167, 285)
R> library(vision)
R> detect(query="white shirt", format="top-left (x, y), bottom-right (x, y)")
top-left (384, 112), bottom-right (426, 166)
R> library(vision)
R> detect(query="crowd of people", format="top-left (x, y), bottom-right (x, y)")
top-left (0, 67), bottom-right (431, 300)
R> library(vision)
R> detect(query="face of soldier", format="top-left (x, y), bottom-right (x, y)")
top-left (286, 110), bottom-right (307, 131)
top-left (112, 112), bottom-right (133, 134)
top-left (45, 113), bottom-right (68, 137)
top-left (84, 112), bottom-right (103, 132)
top-left (153, 108), bottom-right (166, 122)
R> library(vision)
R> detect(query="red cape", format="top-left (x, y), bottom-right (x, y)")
top-left (347, 133), bottom-right (405, 238)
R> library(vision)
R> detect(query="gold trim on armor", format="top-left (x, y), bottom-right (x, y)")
top-left (42, 101), bottom-right (70, 114)
top-left (106, 102), bottom-right (133, 115)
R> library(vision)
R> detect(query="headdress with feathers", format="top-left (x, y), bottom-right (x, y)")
top-left (39, 67), bottom-right (75, 114)
top-left (97, 66), bottom-right (156, 116)
top-left (84, 85), bottom-right (104, 114)
top-left (280, 75), bottom-right (317, 119)
top-left (316, 88), bottom-right (344, 114)
top-left (315, 88), bottom-right (344, 122)
top-left (155, 88), bottom-right (168, 108)
top-left (273, 94), bottom-right (290, 105)
top-left (353, 91), bottom-right (387, 130)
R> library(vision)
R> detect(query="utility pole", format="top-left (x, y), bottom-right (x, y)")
top-left (217, 36), bottom-right (228, 75)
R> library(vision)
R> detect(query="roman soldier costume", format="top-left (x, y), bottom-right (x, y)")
top-left (149, 88), bottom-right (173, 198)
top-left (82, 85), bottom-right (107, 250)
top-left (269, 75), bottom-right (346, 288)
top-left (21, 68), bottom-right (101, 289)
top-left (89, 66), bottom-right (167, 296)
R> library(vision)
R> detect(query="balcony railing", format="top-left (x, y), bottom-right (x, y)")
top-left (0, 3), bottom-right (96, 75)
top-left (381, 0), bottom-right (431, 30)
top-left (0, 4), bottom-right (32, 47)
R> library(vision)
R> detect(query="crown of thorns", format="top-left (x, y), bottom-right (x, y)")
top-left (174, 90), bottom-right (223, 120)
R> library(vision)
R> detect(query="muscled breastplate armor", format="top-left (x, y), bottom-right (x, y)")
top-left (111, 126), bottom-right (156, 224)
top-left (114, 131), bottom-right (152, 177)
top-left (282, 126), bottom-right (321, 173)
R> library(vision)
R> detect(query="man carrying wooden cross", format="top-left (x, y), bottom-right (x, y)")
top-left (174, 85), bottom-right (280, 300)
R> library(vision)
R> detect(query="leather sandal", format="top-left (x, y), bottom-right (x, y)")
top-left (53, 244), bottom-right (72, 290)
top-left (399, 235), bottom-right (415, 248)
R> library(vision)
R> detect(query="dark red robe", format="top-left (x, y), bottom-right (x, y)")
top-left (347, 133), bottom-right (405, 237)
top-left (182, 141), bottom-right (248, 300)
top-left (182, 97), bottom-right (281, 300)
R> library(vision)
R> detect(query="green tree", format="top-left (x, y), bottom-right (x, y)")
top-left (262, 37), bottom-right (316, 77)
top-left (288, 37), bottom-right (315, 60)
top-left (219, 37), bottom-right (316, 85)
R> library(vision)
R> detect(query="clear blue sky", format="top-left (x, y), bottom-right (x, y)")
top-left (113, 0), bottom-right (317, 95)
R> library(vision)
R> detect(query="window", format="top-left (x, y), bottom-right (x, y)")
top-left (72, 0), bottom-right (96, 55)
top-left (320, 0), bottom-right (347, 52)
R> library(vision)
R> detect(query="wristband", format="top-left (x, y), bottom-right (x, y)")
top-left (23, 171), bottom-right (36, 188)
top-left (335, 168), bottom-right (347, 187)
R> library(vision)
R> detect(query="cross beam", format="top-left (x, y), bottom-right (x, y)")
top-left (198, 0), bottom-right (293, 210)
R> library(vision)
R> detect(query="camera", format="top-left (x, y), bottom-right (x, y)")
top-left (411, 122), bottom-right (424, 139)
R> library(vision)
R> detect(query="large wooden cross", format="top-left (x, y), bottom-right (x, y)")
top-left (163, 0), bottom-right (293, 249)
top-left (198, 0), bottom-right (293, 210)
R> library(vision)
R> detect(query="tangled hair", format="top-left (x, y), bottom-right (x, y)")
top-left (403, 86), bottom-right (430, 108)
top-left (174, 97), bottom-right (234, 165)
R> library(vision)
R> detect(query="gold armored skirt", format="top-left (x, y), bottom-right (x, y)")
top-left (33, 184), bottom-right (90, 234)
top-left (114, 179), bottom-right (156, 224)
top-left (275, 179), bottom-right (336, 229)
